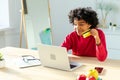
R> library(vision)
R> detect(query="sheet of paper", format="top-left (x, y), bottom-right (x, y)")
top-left (14, 57), bottom-right (41, 68)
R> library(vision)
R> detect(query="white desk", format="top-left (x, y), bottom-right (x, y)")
top-left (0, 47), bottom-right (120, 80)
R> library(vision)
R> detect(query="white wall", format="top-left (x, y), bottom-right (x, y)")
top-left (103, 29), bottom-right (120, 59)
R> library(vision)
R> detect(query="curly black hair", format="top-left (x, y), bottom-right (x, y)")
top-left (68, 7), bottom-right (99, 29)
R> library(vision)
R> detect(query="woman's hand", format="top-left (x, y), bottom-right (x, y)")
top-left (90, 29), bottom-right (101, 45)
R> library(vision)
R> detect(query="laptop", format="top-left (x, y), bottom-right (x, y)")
top-left (38, 44), bottom-right (82, 71)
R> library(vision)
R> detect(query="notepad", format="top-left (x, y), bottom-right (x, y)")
top-left (15, 55), bottom-right (41, 68)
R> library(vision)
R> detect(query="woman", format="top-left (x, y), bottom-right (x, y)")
top-left (61, 7), bottom-right (107, 61)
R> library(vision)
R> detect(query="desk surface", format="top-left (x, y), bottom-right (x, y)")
top-left (0, 47), bottom-right (120, 80)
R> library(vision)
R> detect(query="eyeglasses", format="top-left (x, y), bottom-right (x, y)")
top-left (22, 55), bottom-right (40, 63)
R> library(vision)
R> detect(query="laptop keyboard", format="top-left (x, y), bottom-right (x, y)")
top-left (70, 64), bottom-right (77, 69)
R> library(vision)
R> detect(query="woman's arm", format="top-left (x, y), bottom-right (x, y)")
top-left (96, 43), bottom-right (107, 61)
top-left (91, 29), bottom-right (108, 61)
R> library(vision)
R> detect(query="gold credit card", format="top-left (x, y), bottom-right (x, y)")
top-left (82, 29), bottom-right (91, 38)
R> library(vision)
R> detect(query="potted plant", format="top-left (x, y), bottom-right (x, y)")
top-left (112, 24), bottom-right (117, 31)
top-left (0, 52), bottom-right (5, 68)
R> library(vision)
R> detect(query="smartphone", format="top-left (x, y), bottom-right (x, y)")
top-left (95, 67), bottom-right (103, 73)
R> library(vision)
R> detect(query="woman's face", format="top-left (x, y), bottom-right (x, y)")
top-left (73, 19), bottom-right (91, 36)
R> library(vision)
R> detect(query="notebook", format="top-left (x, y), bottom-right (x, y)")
top-left (38, 44), bottom-right (82, 71)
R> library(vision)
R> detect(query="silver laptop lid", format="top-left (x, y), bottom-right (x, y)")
top-left (38, 44), bottom-right (71, 71)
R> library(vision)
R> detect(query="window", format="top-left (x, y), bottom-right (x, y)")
top-left (0, 0), bottom-right (10, 30)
